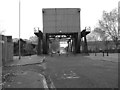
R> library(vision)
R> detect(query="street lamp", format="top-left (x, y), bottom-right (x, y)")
top-left (19, 0), bottom-right (21, 60)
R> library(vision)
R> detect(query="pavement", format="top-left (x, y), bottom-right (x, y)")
top-left (85, 53), bottom-right (119, 62)
top-left (3, 71), bottom-right (47, 88)
top-left (5, 55), bottom-right (45, 66)
top-left (2, 55), bottom-right (49, 89)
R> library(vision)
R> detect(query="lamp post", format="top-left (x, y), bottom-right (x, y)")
top-left (19, 0), bottom-right (21, 60)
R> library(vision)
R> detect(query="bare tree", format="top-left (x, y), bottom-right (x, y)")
top-left (94, 27), bottom-right (109, 56)
top-left (0, 30), bottom-right (5, 35)
top-left (87, 31), bottom-right (100, 56)
top-left (29, 36), bottom-right (38, 43)
top-left (98, 8), bottom-right (119, 52)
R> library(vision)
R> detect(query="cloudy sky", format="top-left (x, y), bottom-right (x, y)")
top-left (0, 0), bottom-right (119, 39)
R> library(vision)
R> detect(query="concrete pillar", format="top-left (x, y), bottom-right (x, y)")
top-left (81, 38), bottom-right (84, 53)
top-left (70, 39), bottom-right (73, 52)
top-left (46, 36), bottom-right (49, 54)
top-left (49, 40), bottom-right (52, 54)
top-left (76, 33), bottom-right (81, 53)
top-left (84, 35), bottom-right (88, 54)
top-left (67, 40), bottom-right (70, 52)
top-left (73, 33), bottom-right (80, 53)
top-left (74, 34), bottom-right (77, 53)
top-left (72, 37), bottom-right (76, 54)
top-left (37, 36), bottom-right (41, 55)
top-left (43, 33), bottom-right (47, 54)
top-left (68, 40), bottom-right (71, 52)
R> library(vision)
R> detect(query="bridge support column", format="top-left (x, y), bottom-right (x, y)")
top-left (72, 37), bottom-right (76, 54)
top-left (43, 33), bottom-right (47, 54)
top-left (74, 34), bottom-right (78, 53)
top-left (37, 36), bottom-right (42, 55)
top-left (76, 33), bottom-right (81, 53)
top-left (70, 39), bottom-right (73, 52)
top-left (46, 35), bottom-right (49, 54)
top-left (70, 39), bottom-right (72, 52)
top-left (84, 35), bottom-right (88, 54)
top-left (82, 35), bottom-right (89, 55)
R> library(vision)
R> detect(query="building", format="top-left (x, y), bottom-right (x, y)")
top-left (34, 8), bottom-right (90, 55)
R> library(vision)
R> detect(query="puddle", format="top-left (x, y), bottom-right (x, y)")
top-left (37, 64), bottom-right (42, 66)
top-left (29, 58), bottom-right (32, 59)
top-left (22, 72), bottom-right (28, 75)
top-left (56, 70), bottom-right (80, 80)
top-left (37, 63), bottom-right (46, 69)
top-left (17, 82), bottom-right (22, 84)
top-left (0, 83), bottom-right (3, 86)
top-left (7, 84), bottom-right (11, 87)
top-left (14, 71), bottom-right (28, 76)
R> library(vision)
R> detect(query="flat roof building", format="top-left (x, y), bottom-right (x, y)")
top-left (34, 8), bottom-right (90, 55)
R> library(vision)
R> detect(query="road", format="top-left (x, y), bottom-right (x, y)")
top-left (2, 54), bottom-right (118, 89)
top-left (44, 54), bottom-right (118, 88)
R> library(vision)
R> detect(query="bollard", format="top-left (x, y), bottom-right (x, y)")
top-left (43, 56), bottom-right (46, 62)
top-left (103, 52), bottom-right (104, 57)
top-left (66, 52), bottom-right (68, 57)
top-left (95, 52), bottom-right (97, 56)
top-left (50, 53), bottom-right (53, 57)
top-left (59, 53), bottom-right (60, 56)
top-left (107, 52), bottom-right (109, 56)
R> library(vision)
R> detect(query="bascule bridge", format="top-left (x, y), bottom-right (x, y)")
top-left (34, 8), bottom-right (90, 55)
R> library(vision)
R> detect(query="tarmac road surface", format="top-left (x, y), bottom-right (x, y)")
top-left (44, 54), bottom-right (118, 88)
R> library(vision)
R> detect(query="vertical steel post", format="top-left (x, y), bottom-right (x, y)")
top-left (76, 8), bottom-right (81, 53)
top-left (84, 28), bottom-right (88, 54)
top-left (19, 0), bottom-right (21, 60)
top-left (77, 33), bottom-right (80, 53)
top-left (37, 34), bottom-right (41, 55)
top-left (43, 33), bottom-right (47, 54)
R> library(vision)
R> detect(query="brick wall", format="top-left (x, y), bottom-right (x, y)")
top-left (0, 35), bottom-right (13, 66)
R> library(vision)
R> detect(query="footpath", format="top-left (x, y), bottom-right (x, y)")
top-left (2, 55), bottom-right (49, 89)
top-left (85, 53), bottom-right (118, 63)
top-left (6, 55), bottom-right (45, 66)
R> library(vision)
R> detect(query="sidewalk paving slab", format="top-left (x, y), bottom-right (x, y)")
top-left (85, 53), bottom-right (118, 63)
top-left (2, 55), bottom-right (49, 89)
top-left (5, 55), bottom-right (45, 66)
top-left (3, 71), bottom-right (48, 88)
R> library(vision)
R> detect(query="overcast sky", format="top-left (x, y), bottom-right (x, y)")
top-left (0, 0), bottom-right (119, 39)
